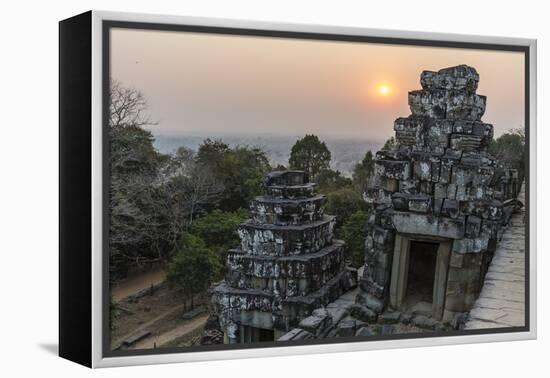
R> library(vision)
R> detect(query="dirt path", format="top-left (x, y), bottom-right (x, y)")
top-left (112, 268), bottom-right (166, 302)
top-left (112, 303), bottom-right (185, 349)
top-left (133, 313), bottom-right (209, 349)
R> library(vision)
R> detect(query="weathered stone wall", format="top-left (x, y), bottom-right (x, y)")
top-left (238, 216), bottom-right (336, 256)
top-left (250, 195), bottom-right (326, 225)
top-left (360, 65), bottom-right (508, 318)
top-left (225, 242), bottom-right (346, 295)
top-left (211, 170), bottom-right (357, 343)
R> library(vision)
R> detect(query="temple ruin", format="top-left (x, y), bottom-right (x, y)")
top-left (359, 64), bottom-right (509, 322)
top-left (203, 64), bottom-right (521, 344)
top-left (210, 170), bottom-right (357, 343)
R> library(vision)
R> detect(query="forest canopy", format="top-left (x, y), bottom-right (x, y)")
top-left (108, 82), bottom-right (271, 279)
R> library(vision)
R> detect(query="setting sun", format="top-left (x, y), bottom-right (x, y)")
top-left (378, 83), bottom-right (391, 96)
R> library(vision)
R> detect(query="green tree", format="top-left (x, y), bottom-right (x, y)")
top-left (316, 169), bottom-right (353, 193)
top-left (289, 134), bottom-right (331, 181)
top-left (196, 138), bottom-right (230, 172)
top-left (340, 210), bottom-right (370, 268)
top-left (196, 140), bottom-right (271, 210)
top-left (325, 188), bottom-right (367, 230)
top-left (167, 233), bottom-right (222, 309)
top-left (382, 136), bottom-right (396, 151)
top-left (220, 146), bottom-right (271, 210)
top-left (352, 150), bottom-right (375, 194)
top-left (110, 125), bottom-right (162, 177)
top-left (489, 128), bottom-right (526, 181)
top-left (190, 209), bottom-right (248, 264)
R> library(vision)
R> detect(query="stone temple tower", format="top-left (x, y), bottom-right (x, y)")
top-left (211, 170), bottom-right (357, 343)
top-left (359, 65), bottom-right (505, 322)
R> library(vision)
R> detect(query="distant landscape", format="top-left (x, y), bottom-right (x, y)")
top-left (153, 133), bottom-right (383, 176)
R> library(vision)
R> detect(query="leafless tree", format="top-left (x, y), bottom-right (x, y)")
top-left (108, 80), bottom-right (222, 277)
top-left (109, 79), bottom-right (157, 128)
top-left (108, 79), bottom-right (163, 274)
top-left (158, 147), bottom-right (222, 245)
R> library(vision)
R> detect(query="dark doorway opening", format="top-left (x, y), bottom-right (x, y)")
top-left (390, 235), bottom-right (451, 320)
top-left (242, 326), bottom-right (275, 343)
top-left (257, 328), bottom-right (274, 342)
top-left (405, 241), bottom-right (438, 305)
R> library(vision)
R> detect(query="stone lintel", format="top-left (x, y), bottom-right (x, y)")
top-left (391, 211), bottom-right (465, 239)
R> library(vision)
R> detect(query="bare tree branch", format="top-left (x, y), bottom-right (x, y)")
top-left (109, 79), bottom-right (158, 129)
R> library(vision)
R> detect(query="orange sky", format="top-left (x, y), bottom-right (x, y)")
top-left (110, 28), bottom-right (525, 143)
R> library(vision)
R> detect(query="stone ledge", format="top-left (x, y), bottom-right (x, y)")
top-left (238, 215), bottom-right (336, 256)
top-left (240, 215), bottom-right (335, 232)
top-left (464, 185), bottom-right (526, 330)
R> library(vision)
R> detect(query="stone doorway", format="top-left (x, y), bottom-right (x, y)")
top-left (389, 234), bottom-right (451, 320)
top-left (240, 325), bottom-right (275, 343)
top-left (406, 241), bottom-right (438, 306)
top-left (256, 328), bottom-right (275, 342)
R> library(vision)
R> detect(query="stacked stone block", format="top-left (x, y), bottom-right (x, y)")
top-left (360, 65), bottom-right (506, 317)
top-left (211, 170), bottom-right (357, 343)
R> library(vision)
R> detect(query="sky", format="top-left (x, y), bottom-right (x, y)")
top-left (110, 28), bottom-right (525, 143)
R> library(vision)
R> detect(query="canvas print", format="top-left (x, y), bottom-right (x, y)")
top-left (106, 27), bottom-right (527, 352)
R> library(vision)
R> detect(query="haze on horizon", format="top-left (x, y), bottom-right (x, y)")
top-left (110, 28), bottom-right (525, 143)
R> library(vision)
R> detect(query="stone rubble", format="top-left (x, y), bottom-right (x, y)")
top-left (277, 286), bottom-right (432, 341)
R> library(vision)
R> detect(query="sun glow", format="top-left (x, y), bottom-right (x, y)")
top-left (378, 83), bottom-right (391, 97)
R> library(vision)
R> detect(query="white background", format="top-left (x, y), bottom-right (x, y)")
top-left (0, 0), bottom-right (546, 376)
